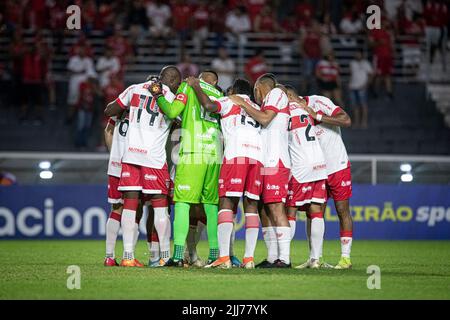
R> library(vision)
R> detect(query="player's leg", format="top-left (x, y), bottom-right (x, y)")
top-left (242, 196), bottom-right (260, 269)
top-left (334, 199), bottom-right (353, 269)
top-left (328, 168), bottom-right (353, 269)
top-left (149, 194), bottom-right (171, 264)
top-left (133, 201), bottom-right (144, 250)
top-left (201, 157), bottom-right (221, 263)
top-left (229, 203), bottom-right (241, 267)
top-left (186, 205), bottom-right (206, 266)
top-left (257, 204), bottom-right (278, 268)
top-left (146, 205), bottom-right (162, 267)
top-left (105, 203), bottom-right (122, 266)
top-left (287, 206), bottom-right (297, 240)
top-left (170, 153), bottom-right (205, 265)
top-left (205, 196), bottom-right (237, 268)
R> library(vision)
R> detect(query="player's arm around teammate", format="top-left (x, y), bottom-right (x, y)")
top-left (287, 90), bottom-right (354, 269)
top-left (229, 74), bottom-right (292, 268)
top-left (187, 77), bottom-right (263, 269)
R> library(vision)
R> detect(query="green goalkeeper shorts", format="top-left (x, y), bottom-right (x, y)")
top-left (173, 153), bottom-right (220, 205)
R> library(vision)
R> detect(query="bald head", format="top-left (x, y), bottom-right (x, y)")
top-left (160, 65), bottom-right (181, 93)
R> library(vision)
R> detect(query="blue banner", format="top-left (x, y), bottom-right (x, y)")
top-left (0, 185), bottom-right (449, 239)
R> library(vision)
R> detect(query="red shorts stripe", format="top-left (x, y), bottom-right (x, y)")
top-left (119, 163), bottom-right (170, 195)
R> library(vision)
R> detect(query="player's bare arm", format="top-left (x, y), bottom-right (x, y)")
top-left (186, 77), bottom-right (218, 113)
top-left (104, 121), bottom-right (114, 152)
top-left (303, 105), bottom-right (352, 128)
top-left (104, 100), bottom-right (124, 117)
top-left (228, 95), bottom-right (276, 127)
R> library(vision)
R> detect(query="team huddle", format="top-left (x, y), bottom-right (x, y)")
top-left (103, 65), bottom-right (354, 270)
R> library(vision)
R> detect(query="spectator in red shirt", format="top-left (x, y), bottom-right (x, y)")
top-left (299, 20), bottom-right (322, 92)
top-left (315, 51), bottom-right (343, 106)
top-left (69, 35), bottom-right (94, 58)
top-left (295, 0), bottom-right (314, 29)
top-left (48, 0), bottom-right (68, 53)
top-left (20, 45), bottom-right (45, 124)
top-left (172, 0), bottom-right (192, 50)
top-left (192, 0), bottom-right (210, 56)
top-left (244, 48), bottom-right (269, 84)
top-left (246, 0), bottom-right (266, 23)
top-left (254, 5), bottom-right (280, 33)
top-left (369, 20), bottom-right (395, 99)
top-left (96, 3), bottom-right (115, 35)
top-left (281, 13), bottom-right (301, 33)
top-left (105, 27), bottom-right (133, 72)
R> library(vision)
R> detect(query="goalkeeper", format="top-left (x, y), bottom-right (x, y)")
top-left (150, 70), bottom-right (223, 266)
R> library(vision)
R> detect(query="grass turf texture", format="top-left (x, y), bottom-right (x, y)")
top-left (0, 240), bottom-right (449, 300)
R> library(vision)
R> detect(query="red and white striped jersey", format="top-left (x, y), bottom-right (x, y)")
top-left (214, 94), bottom-right (263, 163)
top-left (303, 95), bottom-right (350, 175)
top-left (115, 81), bottom-right (175, 169)
top-left (288, 102), bottom-right (327, 183)
top-left (261, 87), bottom-right (291, 168)
top-left (107, 114), bottom-right (129, 177)
top-left (316, 60), bottom-right (340, 82)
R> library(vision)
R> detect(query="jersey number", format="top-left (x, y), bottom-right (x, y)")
top-left (289, 115), bottom-right (315, 141)
top-left (136, 95), bottom-right (159, 126)
top-left (240, 115), bottom-right (260, 128)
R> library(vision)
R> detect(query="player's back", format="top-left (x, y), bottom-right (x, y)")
top-left (216, 94), bottom-right (263, 163)
top-left (107, 112), bottom-right (129, 177)
top-left (261, 87), bottom-right (291, 169)
top-left (288, 102), bottom-right (327, 183)
top-left (177, 80), bottom-right (223, 156)
top-left (117, 80), bottom-right (175, 169)
top-left (305, 95), bottom-right (349, 175)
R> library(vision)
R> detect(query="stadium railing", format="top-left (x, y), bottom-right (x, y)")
top-left (1, 152), bottom-right (449, 186)
top-left (0, 31), bottom-right (426, 86)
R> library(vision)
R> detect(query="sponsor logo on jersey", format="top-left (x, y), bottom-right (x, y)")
top-left (341, 180), bottom-right (351, 187)
top-left (313, 164), bottom-right (326, 170)
top-left (266, 184), bottom-right (280, 190)
top-left (178, 184), bottom-right (191, 191)
top-left (122, 171), bottom-right (131, 178)
top-left (321, 183), bottom-right (326, 190)
top-left (255, 180), bottom-right (261, 186)
top-left (144, 174), bottom-right (157, 181)
top-left (231, 178), bottom-right (242, 184)
top-left (128, 147), bottom-right (148, 154)
top-left (218, 179), bottom-right (224, 184)
top-left (302, 186), bottom-right (312, 193)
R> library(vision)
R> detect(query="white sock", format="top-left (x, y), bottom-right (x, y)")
top-left (276, 226), bottom-right (291, 264)
top-left (244, 213), bottom-right (259, 259)
top-left (133, 222), bottom-right (139, 250)
top-left (310, 217), bottom-right (325, 260)
top-left (217, 209), bottom-right (234, 257)
top-left (154, 206), bottom-right (171, 261)
top-left (340, 233), bottom-right (353, 258)
top-left (262, 226), bottom-right (278, 263)
top-left (106, 215), bottom-right (120, 258)
top-left (121, 200), bottom-right (137, 260)
top-left (289, 218), bottom-right (296, 240)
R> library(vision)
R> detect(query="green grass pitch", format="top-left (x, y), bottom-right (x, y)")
top-left (0, 240), bottom-right (449, 300)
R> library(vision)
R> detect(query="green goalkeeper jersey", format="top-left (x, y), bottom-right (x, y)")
top-left (157, 80), bottom-right (223, 156)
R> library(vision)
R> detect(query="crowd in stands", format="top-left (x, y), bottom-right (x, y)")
top-left (0, 0), bottom-right (449, 148)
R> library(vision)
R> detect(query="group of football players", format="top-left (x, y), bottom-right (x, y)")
top-left (103, 64), bottom-right (354, 270)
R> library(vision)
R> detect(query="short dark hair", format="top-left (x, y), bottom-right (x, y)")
top-left (284, 84), bottom-right (297, 94)
top-left (231, 78), bottom-right (253, 96)
top-left (201, 69), bottom-right (219, 81)
top-left (256, 73), bottom-right (277, 88)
